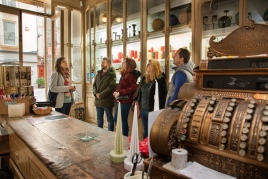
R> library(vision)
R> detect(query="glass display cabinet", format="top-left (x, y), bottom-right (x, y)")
top-left (125, 0), bottom-right (141, 81)
top-left (200, 0), bottom-right (268, 60)
top-left (147, 0), bottom-right (165, 75)
top-left (169, 0), bottom-right (192, 80)
top-left (70, 9), bottom-right (83, 103)
top-left (95, 3), bottom-right (108, 73)
top-left (147, 0), bottom-right (192, 81)
top-left (201, 0), bottom-right (239, 60)
top-left (111, 0), bottom-right (124, 82)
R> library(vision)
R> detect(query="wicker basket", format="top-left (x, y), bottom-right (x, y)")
top-left (32, 107), bottom-right (52, 115)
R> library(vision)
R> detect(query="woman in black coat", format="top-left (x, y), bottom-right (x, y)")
top-left (134, 59), bottom-right (167, 139)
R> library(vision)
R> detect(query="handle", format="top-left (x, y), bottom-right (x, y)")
top-left (15, 151), bottom-right (19, 159)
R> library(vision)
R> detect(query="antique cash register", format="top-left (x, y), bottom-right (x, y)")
top-left (148, 20), bottom-right (268, 178)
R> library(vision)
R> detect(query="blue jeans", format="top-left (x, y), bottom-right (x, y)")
top-left (96, 107), bottom-right (114, 131)
top-left (113, 103), bottom-right (131, 137)
top-left (140, 109), bottom-right (149, 139)
top-left (55, 102), bottom-right (72, 115)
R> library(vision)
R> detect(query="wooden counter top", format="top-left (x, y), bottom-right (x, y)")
top-left (0, 111), bottom-right (128, 179)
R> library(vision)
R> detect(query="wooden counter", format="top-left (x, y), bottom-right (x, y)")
top-left (0, 111), bottom-right (129, 179)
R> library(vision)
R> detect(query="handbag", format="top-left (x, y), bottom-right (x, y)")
top-left (117, 95), bottom-right (129, 100)
top-left (48, 90), bottom-right (58, 107)
top-left (48, 72), bottom-right (59, 107)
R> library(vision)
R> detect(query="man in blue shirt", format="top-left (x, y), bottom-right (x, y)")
top-left (165, 48), bottom-right (194, 106)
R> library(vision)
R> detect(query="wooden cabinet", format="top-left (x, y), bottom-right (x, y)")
top-left (86, 0), bottom-right (192, 81)
top-left (9, 135), bottom-right (27, 177)
top-left (9, 133), bottom-right (56, 179)
top-left (85, 0), bottom-right (192, 122)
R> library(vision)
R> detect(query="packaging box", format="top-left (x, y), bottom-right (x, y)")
top-left (19, 66), bottom-right (27, 86)
top-left (0, 98), bottom-right (36, 115)
top-left (8, 103), bottom-right (25, 117)
top-left (27, 86), bottom-right (34, 96)
top-left (0, 126), bottom-right (9, 155)
top-left (26, 66), bottom-right (31, 86)
top-left (6, 87), bottom-right (18, 95)
top-left (19, 87), bottom-right (28, 97)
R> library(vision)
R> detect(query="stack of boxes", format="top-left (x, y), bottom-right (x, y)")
top-left (0, 65), bottom-right (34, 97)
top-left (0, 65), bottom-right (35, 115)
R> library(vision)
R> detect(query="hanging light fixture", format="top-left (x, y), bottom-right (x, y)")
top-left (101, 13), bottom-right (107, 23)
top-left (115, 16), bottom-right (123, 23)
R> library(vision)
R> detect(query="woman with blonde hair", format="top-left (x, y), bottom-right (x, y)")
top-left (134, 59), bottom-right (167, 139)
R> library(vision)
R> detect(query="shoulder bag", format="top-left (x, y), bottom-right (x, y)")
top-left (48, 73), bottom-right (59, 107)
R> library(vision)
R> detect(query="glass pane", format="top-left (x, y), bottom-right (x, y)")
top-left (147, 0), bottom-right (165, 77)
top-left (202, 0), bottom-right (239, 59)
top-left (86, 9), bottom-right (90, 83)
top-left (90, 9), bottom-right (95, 83)
top-left (169, 32), bottom-right (192, 81)
top-left (1, 0), bottom-right (51, 14)
top-left (248, 0), bottom-right (268, 24)
top-left (71, 9), bottom-right (82, 83)
top-left (147, 37), bottom-right (165, 67)
top-left (86, 46), bottom-right (91, 82)
top-left (169, 0), bottom-right (192, 81)
top-left (46, 18), bottom-right (53, 89)
top-left (0, 12), bottom-right (19, 64)
top-left (22, 13), bottom-right (41, 90)
top-left (96, 3), bottom-right (107, 72)
top-left (73, 83), bottom-right (82, 103)
top-left (95, 3), bottom-right (107, 45)
top-left (170, 0), bottom-right (191, 27)
top-left (112, 45), bottom-right (124, 83)
top-left (71, 10), bottom-right (82, 46)
top-left (147, 0), bottom-right (165, 33)
top-left (54, 17), bottom-right (61, 60)
top-left (21, 13), bottom-right (46, 101)
top-left (126, 0), bottom-right (141, 80)
top-left (112, 0), bottom-right (123, 83)
top-left (3, 21), bottom-right (15, 45)
top-left (71, 47), bottom-right (82, 82)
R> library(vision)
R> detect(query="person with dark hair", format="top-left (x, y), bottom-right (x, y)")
top-left (49, 57), bottom-right (76, 115)
top-left (113, 57), bottom-right (141, 136)
top-left (165, 48), bottom-right (195, 106)
top-left (93, 57), bottom-right (116, 131)
top-left (134, 59), bottom-right (167, 139)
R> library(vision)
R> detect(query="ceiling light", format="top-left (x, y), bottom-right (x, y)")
top-left (102, 16), bottom-right (107, 23)
top-left (101, 13), bottom-right (107, 23)
top-left (115, 17), bottom-right (123, 23)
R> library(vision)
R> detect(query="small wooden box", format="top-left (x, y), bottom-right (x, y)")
top-left (0, 126), bottom-right (9, 155)
top-left (6, 87), bottom-right (18, 95)
top-left (0, 98), bottom-right (36, 115)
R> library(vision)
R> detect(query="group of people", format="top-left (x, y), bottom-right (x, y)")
top-left (49, 47), bottom-right (195, 139)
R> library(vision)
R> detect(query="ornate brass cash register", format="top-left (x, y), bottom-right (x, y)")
top-left (148, 20), bottom-right (268, 178)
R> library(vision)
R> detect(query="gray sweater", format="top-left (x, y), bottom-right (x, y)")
top-left (165, 62), bottom-right (194, 106)
top-left (49, 72), bottom-right (74, 108)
